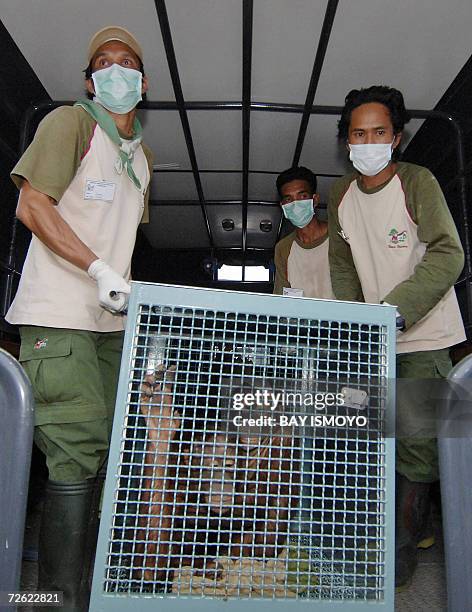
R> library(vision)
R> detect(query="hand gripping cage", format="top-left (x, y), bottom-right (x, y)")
top-left (90, 282), bottom-right (396, 611)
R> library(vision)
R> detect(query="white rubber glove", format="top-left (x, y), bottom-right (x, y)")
top-left (382, 301), bottom-right (405, 335)
top-left (87, 259), bottom-right (130, 313)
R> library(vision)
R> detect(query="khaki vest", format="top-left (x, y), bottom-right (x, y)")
top-left (338, 175), bottom-right (465, 353)
top-left (7, 124), bottom-right (150, 332)
top-left (287, 237), bottom-right (335, 299)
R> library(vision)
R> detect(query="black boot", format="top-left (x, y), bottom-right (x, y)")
top-left (395, 473), bottom-right (432, 591)
top-left (38, 480), bottom-right (96, 611)
top-left (80, 467), bottom-right (106, 598)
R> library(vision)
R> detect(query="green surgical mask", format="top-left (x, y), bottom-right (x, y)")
top-left (92, 63), bottom-right (142, 114)
top-left (281, 198), bottom-right (314, 228)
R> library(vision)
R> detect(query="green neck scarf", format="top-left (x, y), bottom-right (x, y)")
top-left (75, 99), bottom-right (143, 190)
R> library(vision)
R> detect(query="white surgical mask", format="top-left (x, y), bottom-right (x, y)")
top-left (348, 140), bottom-right (395, 176)
top-left (92, 63), bottom-right (142, 114)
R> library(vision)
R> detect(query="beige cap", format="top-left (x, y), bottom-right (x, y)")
top-left (87, 26), bottom-right (143, 63)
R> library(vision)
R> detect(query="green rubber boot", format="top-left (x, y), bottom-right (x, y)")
top-left (80, 467), bottom-right (107, 598)
top-left (38, 480), bottom-right (96, 611)
top-left (395, 473), bottom-right (433, 591)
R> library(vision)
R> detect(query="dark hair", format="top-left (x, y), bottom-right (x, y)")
top-left (83, 59), bottom-right (146, 100)
top-left (276, 166), bottom-right (317, 197)
top-left (337, 85), bottom-right (410, 140)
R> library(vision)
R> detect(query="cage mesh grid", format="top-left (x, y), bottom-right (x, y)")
top-left (91, 283), bottom-right (395, 611)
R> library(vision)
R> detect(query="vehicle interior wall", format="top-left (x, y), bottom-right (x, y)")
top-left (2, 2), bottom-right (472, 343)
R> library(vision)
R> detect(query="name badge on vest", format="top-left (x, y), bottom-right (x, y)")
top-left (283, 287), bottom-right (304, 297)
top-left (84, 179), bottom-right (116, 202)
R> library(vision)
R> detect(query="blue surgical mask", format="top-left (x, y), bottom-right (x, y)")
top-left (281, 198), bottom-right (314, 228)
top-left (92, 63), bottom-right (142, 114)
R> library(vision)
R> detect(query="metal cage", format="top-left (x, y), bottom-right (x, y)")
top-left (90, 283), bottom-right (396, 611)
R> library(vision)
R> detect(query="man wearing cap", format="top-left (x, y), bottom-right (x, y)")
top-left (6, 26), bottom-right (152, 609)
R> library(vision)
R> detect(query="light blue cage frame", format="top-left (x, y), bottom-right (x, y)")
top-left (90, 282), bottom-right (396, 611)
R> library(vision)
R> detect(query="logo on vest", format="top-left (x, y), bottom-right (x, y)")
top-left (33, 338), bottom-right (48, 350)
top-left (387, 228), bottom-right (408, 249)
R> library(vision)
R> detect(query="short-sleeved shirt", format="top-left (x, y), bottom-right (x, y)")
top-left (6, 105), bottom-right (153, 332)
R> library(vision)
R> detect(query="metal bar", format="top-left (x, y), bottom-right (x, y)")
top-left (153, 168), bottom-right (342, 177)
top-left (154, 0), bottom-right (214, 248)
top-left (138, 246), bottom-right (273, 254)
top-left (1, 103), bottom-right (35, 319)
top-left (21, 98), bottom-right (466, 119)
top-left (448, 117), bottom-right (472, 325)
top-left (292, 0), bottom-right (339, 167)
top-left (241, 0), bottom-right (254, 278)
top-left (1, 218), bottom-right (19, 320)
top-left (158, 246), bottom-right (273, 252)
top-left (275, 210), bottom-right (285, 247)
top-left (149, 199), bottom-right (279, 206)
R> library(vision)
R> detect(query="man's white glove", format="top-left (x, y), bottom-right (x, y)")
top-left (382, 301), bottom-right (406, 335)
top-left (87, 259), bottom-right (130, 313)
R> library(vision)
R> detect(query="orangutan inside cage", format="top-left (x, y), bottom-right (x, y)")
top-left (134, 364), bottom-right (301, 592)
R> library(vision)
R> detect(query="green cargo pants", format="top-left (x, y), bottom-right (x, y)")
top-left (396, 348), bottom-right (452, 483)
top-left (19, 326), bottom-right (124, 482)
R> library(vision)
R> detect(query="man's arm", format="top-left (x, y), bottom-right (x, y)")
top-left (273, 241), bottom-right (290, 295)
top-left (12, 106), bottom-right (131, 311)
top-left (12, 107), bottom-right (99, 269)
top-left (327, 181), bottom-right (364, 302)
top-left (383, 169), bottom-right (464, 329)
top-left (16, 180), bottom-right (97, 271)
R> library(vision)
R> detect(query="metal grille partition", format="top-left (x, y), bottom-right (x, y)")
top-left (90, 283), bottom-right (396, 611)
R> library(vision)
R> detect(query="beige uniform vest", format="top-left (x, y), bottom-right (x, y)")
top-left (7, 124), bottom-right (150, 332)
top-left (338, 175), bottom-right (465, 353)
top-left (287, 237), bottom-right (335, 299)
